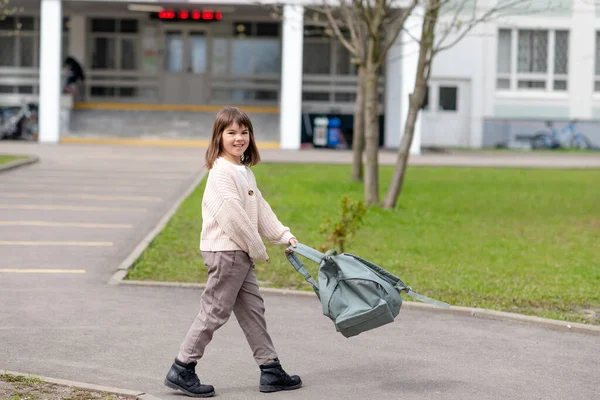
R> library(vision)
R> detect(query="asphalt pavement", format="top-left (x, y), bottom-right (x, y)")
top-left (0, 142), bottom-right (598, 400)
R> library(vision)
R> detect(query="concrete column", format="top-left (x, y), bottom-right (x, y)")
top-left (385, 10), bottom-right (422, 154)
top-left (384, 35), bottom-right (402, 149)
top-left (39, 0), bottom-right (62, 143)
top-left (279, 3), bottom-right (304, 150)
top-left (569, 1), bottom-right (594, 119)
top-left (68, 15), bottom-right (86, 67)
top-left (471, 21), bottom-right (495, 148)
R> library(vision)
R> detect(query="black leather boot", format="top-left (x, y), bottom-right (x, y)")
top-left (259, 359), bottom-right (302, 393)
top-left (164, 358), bottom-right (215, 398)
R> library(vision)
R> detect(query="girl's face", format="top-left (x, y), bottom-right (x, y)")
top-left (221, 122), bottom-right (250, 164)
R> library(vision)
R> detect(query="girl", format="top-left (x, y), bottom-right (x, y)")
top-left (164, 107), bottom-right (302, 397)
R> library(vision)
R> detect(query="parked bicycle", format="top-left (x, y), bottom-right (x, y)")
top-left (530, 120), bottom-right (591, 150)
top-left (0, 102), bottom-right (38, 141)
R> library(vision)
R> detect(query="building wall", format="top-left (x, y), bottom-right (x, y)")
top-left (429, 0), bottom-right (600, 148)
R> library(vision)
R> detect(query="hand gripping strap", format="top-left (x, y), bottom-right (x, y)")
top-left (285, 243), bottom-right (325, 296)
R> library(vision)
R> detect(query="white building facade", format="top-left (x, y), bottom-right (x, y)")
top-left (421, 0), bottom-right (600, 149)
top-left (2, 0), bottom-right (600, 149)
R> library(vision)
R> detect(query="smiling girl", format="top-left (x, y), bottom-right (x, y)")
top-left (164, 107), bottom-right (302, 397)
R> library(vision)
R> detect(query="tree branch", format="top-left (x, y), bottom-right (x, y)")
top-left (356, 0), bottom-right (377, 38)
top-left (433, 0), bottom-right (468, 51)
top-left (376, 0), bottom-right (418, 67)
top-left (433, 0), bottom-right (527, 54)
top-left (323, 5), bottom-right (361, 61)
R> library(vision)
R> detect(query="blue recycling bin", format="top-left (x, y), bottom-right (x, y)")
top-left (327, 118), bottom-right (342, 148)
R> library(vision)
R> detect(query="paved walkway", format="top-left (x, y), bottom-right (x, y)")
top-left (0, 142), bottom-right (598, 400)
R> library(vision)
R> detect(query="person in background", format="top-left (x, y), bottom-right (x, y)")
top-left (63, 56), bottom-right (85, 100)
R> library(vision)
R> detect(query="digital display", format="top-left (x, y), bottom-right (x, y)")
top-left (151, 10), bottom-right (223, 22)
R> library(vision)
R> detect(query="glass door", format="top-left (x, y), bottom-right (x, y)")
top-left (162, 27), bottom-right (208, 104)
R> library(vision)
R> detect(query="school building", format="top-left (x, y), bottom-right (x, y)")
top-left (3, 0), bottom-right (600, 150)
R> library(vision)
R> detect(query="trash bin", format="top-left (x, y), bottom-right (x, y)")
top-left (327, 118), bottom-right (342, 148)
top-left (313, 117), bottom-right (329, 147)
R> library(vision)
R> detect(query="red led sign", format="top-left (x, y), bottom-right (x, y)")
top-left (155, 9), bottom-right (223, 21)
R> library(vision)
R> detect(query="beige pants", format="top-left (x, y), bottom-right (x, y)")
top-left (178, 250), bottom-right (278, 365)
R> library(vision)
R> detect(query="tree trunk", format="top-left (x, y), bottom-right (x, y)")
top-left (351, 65), bottom-right (366, 182)
top-left (382, 0), bottom-right (438, 209)
top-left (363, 66), bottom-right (380, 206)
top-left (382, 81), bottom-right (427, 209)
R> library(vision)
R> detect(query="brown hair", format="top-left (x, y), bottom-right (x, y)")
top-left (205, 107), bottom-right (261, 169)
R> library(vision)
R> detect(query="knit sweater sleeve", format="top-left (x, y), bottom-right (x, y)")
top-left (257, 190), bottom-right (295, 246)
top-left (204, 168), bottom-right (268, 261)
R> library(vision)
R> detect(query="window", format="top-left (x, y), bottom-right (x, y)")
top-left (0, 16), bottom-right (37, 68)
top-left (231, 38), bottom-right (280, 75)
top-left (0, 16), bottom-right (64, 94)
top-left (232, 22), bottom-right (279, 38)
top-left (496, 28), bottom-right (569, 91)
top-left (594, 32), bottom-right (600, 92)
top-left (421, 86), bottom-right (430, 110)
top-left (300, 27), bottom-right (363, 105)
top-left (88, 18), bottom-right (141, 98)
top-left (90, 18), bottom-right (139, 70)
top-left (439, 86), bottom-right (457, 111)
top-left (303, 40), bottom-right (330, 74)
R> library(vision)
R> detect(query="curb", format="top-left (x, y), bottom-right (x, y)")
top-left (0, 155), bottom-right (39, 173)
top-left (1, 370), bottom-right (161, 399)
top-left (119, 279), bottom-right (600, 336)
top-left (107, 169), bottom-right (208, 285)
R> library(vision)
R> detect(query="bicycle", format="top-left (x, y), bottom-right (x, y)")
top-left (0, 102), bottom-right (38, 141)
top-left (530, 120), bottom-right (591, 150)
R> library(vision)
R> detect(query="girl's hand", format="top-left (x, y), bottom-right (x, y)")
top-left (285, 238), bottom-right (298, 253)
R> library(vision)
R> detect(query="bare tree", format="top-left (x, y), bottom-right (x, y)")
top-left (303, 1), bottom-right (418, 191)
top-left (264, 1), bottom-right (417, 203)
top-left (382, 0), bottom-right (533, 209)
top-left (320, 1), bottom-right (419, 205)
top-left (310, 3), bottom-right (369, 182)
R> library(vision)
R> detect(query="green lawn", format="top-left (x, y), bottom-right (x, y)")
top-left (0, 155), bottom-right (26, 165)
top-left (127, 164), bottom-right (600, 324)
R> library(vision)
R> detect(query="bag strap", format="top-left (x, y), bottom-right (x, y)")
top-left (394, 282), bottom-right (450, 309)
top-left (285, 243), bottom-right (323, 295)
top-left (347, 253), bottom-right (450, 309)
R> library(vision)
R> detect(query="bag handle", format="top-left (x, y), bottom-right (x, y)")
top-left (287, 243), bottom-right (326, 264)
top-left (285, 243), bottom-right (323, 295)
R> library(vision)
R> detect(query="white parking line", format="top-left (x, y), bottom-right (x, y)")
top-left (0, 221), bottom-right (133, 228)
top-left (0, 204), bottom-right (148, 212)
top-left (0, 183), bottom-right (171, 193)
top-left (9, 172), bottom-right (188, 180)
top-left (0, 176), bottom-right (178, 187)
top-left (0, 241), bottom-right (113, 246)
top-left (0, 269), bottom-right (87, 274)
top-left (2, 193), bottom-right (162, 202)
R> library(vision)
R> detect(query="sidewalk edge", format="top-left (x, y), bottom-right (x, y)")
top-left (107, 169), bottom-right (208, 285)
top-left (0, 155), bottom-right (39, 173)
top-left (1, 370), bottom-right (154, 399)
top-left (120, 279), bottom-right (600, 335)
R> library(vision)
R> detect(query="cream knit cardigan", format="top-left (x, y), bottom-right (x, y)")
top-left (200, 157), bottom-right (295, 262)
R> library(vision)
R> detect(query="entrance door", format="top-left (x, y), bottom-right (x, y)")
top-left (163, 27), bottom-right (208, 104)
top-left (421, 79), bottom-right (471, 147)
